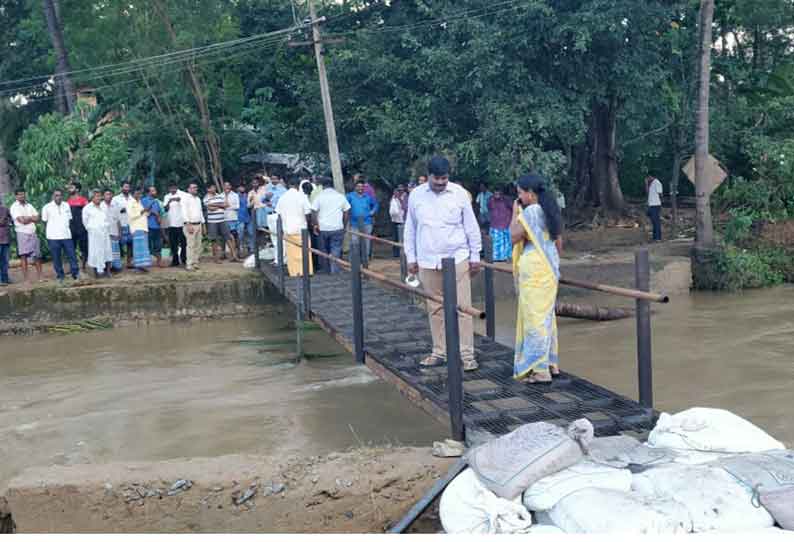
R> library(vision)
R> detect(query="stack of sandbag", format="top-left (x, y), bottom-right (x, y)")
top-left (439, 419), bottom-right (594, 534)
top-left (523, 408), bottom-right (791, 534)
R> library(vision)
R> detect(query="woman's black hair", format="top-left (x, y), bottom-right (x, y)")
top-left (516, 174), bottom-right (562, 240)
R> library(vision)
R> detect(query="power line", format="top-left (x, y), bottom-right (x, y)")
top-left (0, 32), bottom-right (294, 98)
top-left (17, 37), bottom-right (294, 105)
top-left (0, 23), bottom-right (305, 93)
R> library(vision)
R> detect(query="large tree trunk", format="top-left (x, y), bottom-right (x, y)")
top-left (575, 98), bottom-right (625, 211)
top-left (41, 0), bottom-right (76, 114)
top-left (694, 0), bottom-right (715, 249)
top-left (555, 302), bottom-right (632, 321)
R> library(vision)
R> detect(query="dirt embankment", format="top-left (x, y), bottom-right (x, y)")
top-left (3, 447), bottom-right (451, 534)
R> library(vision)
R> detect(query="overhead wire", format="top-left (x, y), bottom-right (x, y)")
top-left (0, 24), bottom-right (305, 96)
top-left (5, 0), bottom-right (534, 105)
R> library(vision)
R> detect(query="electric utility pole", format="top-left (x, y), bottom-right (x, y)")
top-left (307, 0), bottom-right (345, 193)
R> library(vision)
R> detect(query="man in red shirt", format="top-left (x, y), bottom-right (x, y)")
top-left (67, 181), bottom-right (89, 270)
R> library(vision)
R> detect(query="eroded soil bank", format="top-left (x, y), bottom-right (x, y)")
top-left (3, 447), bottom-right (451, 534)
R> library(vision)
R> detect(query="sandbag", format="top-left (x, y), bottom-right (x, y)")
top-left (467, 419), bottom-right (594, 500)
top-left (631, 465), bottom-right (775, 532)
top-left (719, 450), bottom-right (794, 530)
top-left (648, 408), bottom-right (784, 453)
top-left (522, 461), bottom-right (633, 511)
top-left (586, 435), bottom-right (643, 468)
top-left (439, 468), bottom-right (532, 534)
top-left (548, 488), bottom-right (691, 534)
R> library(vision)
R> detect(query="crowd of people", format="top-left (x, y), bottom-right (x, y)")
top-left (0, 158), bottom-right (575, 385)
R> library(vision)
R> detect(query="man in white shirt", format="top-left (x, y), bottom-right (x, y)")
top-left (222, 181), bottom-right (240, 262)
top-left (276, 177), bottom-right (313, 277)
top-left (111, 182), bottom-right (134, 267)
top-left (645, 175), bottom-right (664, 242)
top-left (163, 183), bottom-right (189, 267)
top-left (101, 189), bottom-right (123, 272)
top-left (41, 188), bottom-right (80, 282)
top-left (311, 176), bottom-right (350, 273)
top-left (404, 156), bottom-right (482, 371)
top-left (9, 189), bottom-right (43, 282)
top-left (181, 182), bottom-right (205, 271)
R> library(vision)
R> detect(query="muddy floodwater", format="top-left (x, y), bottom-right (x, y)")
top-left (0, 317), bottom-right (445, 487)
top-left (3, 286), bottom-right (794, 488)
top-left (477, 285), bottom-right (794, 447)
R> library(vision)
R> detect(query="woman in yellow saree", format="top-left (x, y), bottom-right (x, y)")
top-left (510, 174), bottom-right (563, 384)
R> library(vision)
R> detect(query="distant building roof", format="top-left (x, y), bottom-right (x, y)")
top-left (240, 152), bottom-right (348, 175)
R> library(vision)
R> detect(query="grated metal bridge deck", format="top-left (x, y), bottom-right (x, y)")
top-left (259, 262), bottom-right (656, 444)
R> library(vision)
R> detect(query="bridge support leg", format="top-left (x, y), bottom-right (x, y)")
top-left (484, 238), bottom-right (496, 341)
top-left (277, 215), bottom-right (285, 295)
top-left (635, 248), bottom-right (654, 410)
top-left (253, 209), bottom-right (260, 270)
top-left (442, 257), bottom-right (465, 442)
top-left (351, 246), bottom-right (365, 364)
top-left (301, 228), bottom-right (311, 316)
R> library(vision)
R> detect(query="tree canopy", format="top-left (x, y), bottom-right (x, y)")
top-left (0, 0), bottom-right (793, 221)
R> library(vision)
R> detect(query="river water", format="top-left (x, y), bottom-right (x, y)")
top-left (2, 286), bottom-right (793, 487)
top-left (0, 318), bottom-right (445, 487)
top-left (478, 285), bottom-right (794, 447)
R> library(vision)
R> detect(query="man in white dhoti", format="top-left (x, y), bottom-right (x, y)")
top-left (84, 190), bottom-right (113, 278)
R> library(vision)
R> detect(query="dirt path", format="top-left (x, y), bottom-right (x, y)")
top-left (3, 447), bottom-right (451, 534)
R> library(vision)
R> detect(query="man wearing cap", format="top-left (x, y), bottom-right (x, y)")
top-left (404, 156), bottom-right (482, 371)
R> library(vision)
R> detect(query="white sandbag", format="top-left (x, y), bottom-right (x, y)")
top-left (522, 461), bottom-right (633, 511)
top-left (243, 254), bottom-right (255, 269)
top-left (631, 465), bottom-right (775, 532)
top-left (648, 408), bottom-right (784, 453)
top-left (719, 451), bottom-right (794, 530)
top-left (548, 488), bottom-right (691, 534)
top-left (467, 419), bottom-right (594, 500)
top-left (586, 435), bottom-right (643, 468)
top-left (439, 468), bottom-right (532, 534)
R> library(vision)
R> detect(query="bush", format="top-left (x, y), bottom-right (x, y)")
top-left (692, 244), bottom-right (791, 291)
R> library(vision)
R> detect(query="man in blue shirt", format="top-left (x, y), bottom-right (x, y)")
top-left (142, 186), bottom-right (163, 267)
top-left (236, 183), bottom-right (254, 256)
top-left (346, 181), bottom-right (379, 267)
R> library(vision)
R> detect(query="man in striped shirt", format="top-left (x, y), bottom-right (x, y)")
top-left (203, 184), bottom-right (232, 264)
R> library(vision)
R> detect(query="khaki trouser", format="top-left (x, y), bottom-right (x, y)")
top-left (419, 261), bottom-right (475, 361)
top-left (183, 224), bottom-right (203, 269)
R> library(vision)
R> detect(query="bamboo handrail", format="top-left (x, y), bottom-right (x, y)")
top-left (346, 228), bottom-right (670, 304)
top-left (281, 235), bottom-right (486, 320)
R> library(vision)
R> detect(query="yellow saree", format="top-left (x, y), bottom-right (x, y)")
top-left (512, 205), bottom-right (559, 381)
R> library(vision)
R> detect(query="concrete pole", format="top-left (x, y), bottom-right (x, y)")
top-left (308, 0), bottom-right (345, 193)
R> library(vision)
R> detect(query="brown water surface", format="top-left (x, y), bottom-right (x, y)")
top-left (478, 285), bottom-right (794, 446)
top-left (0, 317), bottom-right (445, 487)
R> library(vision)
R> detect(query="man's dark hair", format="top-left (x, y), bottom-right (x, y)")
top-left (318, 176), bottom-right (333, 188)
top-left (188, 182), bottom-right (198, 190)
top-left (52, 189), bottom-right (62, 196)
top-left (103, 188), bottom-right (113, 194)
top-left (71, 182), bottom-right (82, 191)
top-left (287, 176), bottom-right (301, 188)
top-left (15, 189), bottom-right (25, 195)
top-left (121, 181), bottom-right (131, 188)
top-left (428, 156), bottom-right (450, 177)
top-left (301, 181), bottom-right (313, 196)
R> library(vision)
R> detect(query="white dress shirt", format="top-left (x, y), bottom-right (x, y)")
top-left (163, 190), bottom-right (189, 228)
top-left (111, 193), bottom-right (133, 228)
top-left (311, 188), bottom-right (350, 232)
top-left (276, 188), bottom-right (312, 235)
top-left (182, 193), bottom-right (205, 224)
top-left (100, 201), bottom-right (120, 237)
top-left (41, 201), bottom-right (73, 240)
top-left (224, 191), bottom-right (240, 222)
top-left (403, 182), bottom-right (482, 269)
top-left (648, 178), bottom-right (663, 207)
top-left (9, 202), bottom-right (38, 235)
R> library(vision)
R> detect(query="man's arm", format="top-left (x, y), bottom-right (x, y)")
top-left (403, 198), bottom-right (417, 267)
top-left (369, 195), bottom-right (379, 216)
top-left (462, 196), bottom-right (482, 267)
